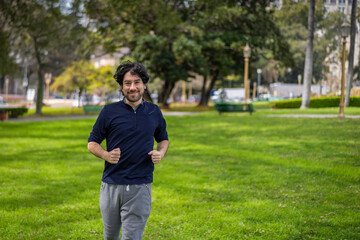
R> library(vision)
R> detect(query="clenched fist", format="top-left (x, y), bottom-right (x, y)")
top-left (148, 150), bottom-right (163, 164)
top-left (107, 148), bottom-right (121, 164)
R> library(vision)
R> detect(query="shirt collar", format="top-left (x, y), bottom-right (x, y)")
top-left (122, 98), bottom-right (145, 110)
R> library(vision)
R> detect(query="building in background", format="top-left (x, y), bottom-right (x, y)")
top-left (324, 0), bottom-right (354, 15)
top-left (269, 83), bottom-right (326, 99)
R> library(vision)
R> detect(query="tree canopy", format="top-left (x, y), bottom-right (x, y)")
top-left (52, 60), bottom-right (117, 106)
top-left (0, 0), bottom-right (93, 114)
top-left (84, 0), bottom-right (294, 106)
top-left (2, 0), bottom-right (352, 109)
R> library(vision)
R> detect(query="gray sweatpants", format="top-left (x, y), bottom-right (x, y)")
top-left (99, 182), bottom-right (152, 240)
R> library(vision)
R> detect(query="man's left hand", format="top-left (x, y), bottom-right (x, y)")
top-left (148, 150), bottom-right (163, 164)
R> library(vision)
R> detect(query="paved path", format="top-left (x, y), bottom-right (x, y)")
top-left (266, 114), bottom-right (360, 119)
top-left (5, 112), bottom-right (201, 122)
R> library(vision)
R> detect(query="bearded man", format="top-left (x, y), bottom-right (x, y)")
top-left (88, 62), bottom-right (169, 240)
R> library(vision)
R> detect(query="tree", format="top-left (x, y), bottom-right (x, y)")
top-left (193, 1), bottom-right (293, 106)
top-left (1, 1), bottom-right (65, 113)
top-left (274, 0), bottom-right (331, 86)
top-left (0, 0), bottom-right (92, 114)
top-left (301, 0), bottom-right (315, 109)
top-left (345, 0), bottom-right (358, 107)
top-left (85, 0), bottom-right (190, 107)
top-left (0, 30), bottom-right (17, 92)
top-left (85, 0), bottom-right (293, 107)
top-left (0, 1), bottom-right (20, 92)
top-left (51, 60), bottom-right (96, 107)
top-left (313, 11), bottom-right (345, 87)
top-left (88, 65), bottom-right (118, 99)
top-left (132, 34), bottom-right (202, 106)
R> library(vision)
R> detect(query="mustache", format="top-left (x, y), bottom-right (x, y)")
top-left (122, 89), bottom-right (138, 93)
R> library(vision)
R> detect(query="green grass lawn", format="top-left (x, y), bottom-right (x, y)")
top-left (25, 107), bottom-right (87, 117)
top-left (0, 112), bottom-right (359, 239)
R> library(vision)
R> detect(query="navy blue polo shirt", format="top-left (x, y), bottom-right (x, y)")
top-left (88, 99), bottom-right (168, 185)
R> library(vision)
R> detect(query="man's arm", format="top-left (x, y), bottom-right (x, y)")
top-left (148, 140), bottom-right (169, 164)
top-left (88, 141), bottom-right (120, 164)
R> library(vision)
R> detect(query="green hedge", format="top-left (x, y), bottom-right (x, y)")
top-left (0, 107), bottom-right (28, 118)
top-left (271, 96), bottom-right (360, 109)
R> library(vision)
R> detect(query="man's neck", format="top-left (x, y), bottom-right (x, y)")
top-left (124, 98), bottom-right (143, 109)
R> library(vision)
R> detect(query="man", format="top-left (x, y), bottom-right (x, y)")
top-left (88, 62), bottom-right (169, 240)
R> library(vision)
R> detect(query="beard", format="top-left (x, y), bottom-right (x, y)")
top-left (122, 89), bottom-right (144, 103)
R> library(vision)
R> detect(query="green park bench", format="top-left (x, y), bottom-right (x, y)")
top-left (214, 103), bottom-right (254, 115)
top-left (82, 105), bottom-right (104, 114)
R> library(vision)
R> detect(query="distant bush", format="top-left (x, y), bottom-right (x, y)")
top-left (270, 98), bottom-right (301, 108)
top-left (0, 107), bottom-right (28, 118)
top-left (350, 96), bottom-right (360, 106)
top-left (271, 97), bottom-right (360, 109)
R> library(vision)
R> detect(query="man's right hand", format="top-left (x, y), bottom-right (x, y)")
top-left (107, 148), bottom-right (121, 164)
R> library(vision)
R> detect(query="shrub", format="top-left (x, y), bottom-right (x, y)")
top-left (0, 107), bottom-right (28, 118)
top-left (270, 98), bottom-right (301, 108)
top-left (271, 96), bottom-right (360, 109)
top-left (350, 96), bottom-right (360, 106)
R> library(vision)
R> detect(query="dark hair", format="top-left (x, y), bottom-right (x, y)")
top-left (113, 61), bottom-right (149, 86)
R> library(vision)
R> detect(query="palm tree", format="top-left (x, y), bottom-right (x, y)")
top-left (300, 0), bottom-right (315, 109)
top-left (345, 0), bottom-right (357, 107)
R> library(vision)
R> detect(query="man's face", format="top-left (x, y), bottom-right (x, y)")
top-left (122, 71), bottom-right (146, 105)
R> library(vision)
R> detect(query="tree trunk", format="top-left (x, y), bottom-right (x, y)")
top-left (0, 75), bottom-right (4, 93)
top-left (34, 37), bottom-right (44, 115)
top-left (158, 81), bottom-right (167, 105)
top-left (158, 80), bottom-right (175, 108)
top-left (198, 74), bottom-right (208, 106)
top-left (300, 0), bottom-right (315, 109)
top-left (78, 88), bottom-right (83, 107)
top-left (345, 0), bottom-right (357, 107)
top-left (202, 69), bottom-right (219, 106)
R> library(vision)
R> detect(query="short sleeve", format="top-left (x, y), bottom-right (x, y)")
top-left (88, 106), bottom-right (109, 144)
top-left (154, 108), bottom-right (168, 143)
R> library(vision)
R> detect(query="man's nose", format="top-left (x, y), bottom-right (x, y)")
top-left (130, 83), bottom-right (136, 90)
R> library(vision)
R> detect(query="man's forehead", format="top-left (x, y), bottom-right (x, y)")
top-left (124, 72), bottom-right (141, 81)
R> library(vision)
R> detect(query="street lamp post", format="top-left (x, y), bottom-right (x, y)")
top-left (252, 82), bottom-right (257, 99)
top-left (45, 73), bottom-right (52, 102)
top-left (297, 74), bottom-right (302, 97)
top-left (181, 81), bottom-right (186, 103)
top-left (243, 43), bottom-right (251, 106)
top-left (23, 59), bottom-right (28, 101)
top-left (339, 22), bottom-right (350, 118)
top-left (5, 77), bottom-right (9, 101)
top-left (257, 68), bottom-right (262, 97)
